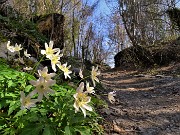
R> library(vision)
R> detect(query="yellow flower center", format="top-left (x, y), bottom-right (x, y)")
top-left (52, 56), bottom-right (58, 64)
top-left (77, 93), bottom-right (88, 106)
top-left (46, 48), bottom-right (54, 55)
top-left (24, 97), bottom-right (31, 106)
top-left (42, 72), bottom-right (47, 78)
top-left (37, 84), bottom-right (45, 92)
top-left (64, 68), bottom-right (69, 73)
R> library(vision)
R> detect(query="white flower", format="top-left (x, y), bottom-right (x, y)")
top-left (38, 66), bottom-right (56, 81)
top-left (7, 41), bottom-right (15, 52)
top-left (23, 67), bottom-right (33, 71)
top-left (49, 51), bottom-right (63, 72)
top-left (29, 77), bottom-right (55, 101)
top-left (108, 91), bottom-right (116, 104)
top-left (85, 82), bottom-right (95, 94)
top-left (73, 82), bottom-right (93, 117)
top-left (91, 66), bottom-right (100, 87)
top-left (6, 41), bottom-right (22, 52)
top-left (24, 50), bottom-right (31, 58)
top-left (79, 69), bottom-right (83, 78)
top-left (14, 43), bottom-right (22, 52)
top-left (41, 41), bottom-right (60, 59)
top-left (57, 63), bottom-right (72, 79)
top-left (20, 91), bottom-right (38, 110)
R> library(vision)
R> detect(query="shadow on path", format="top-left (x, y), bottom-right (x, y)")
top-left (100, 69), bottom-right (180, 135)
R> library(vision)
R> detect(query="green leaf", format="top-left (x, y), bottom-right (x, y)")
top-left (0, 100), bottom-right (7, 109)
top-left (0, 121), bottom-right (7, 130)
top-left (5, 93), bottom-right (17, 98)
top-left (43, 125), bottom-right (55, 135)
top-left (14, 109), bottom-right (27, 118)
top-left (20, 124), bottom-right (44, 135)
top-left (27, 112), bottom-right (39, 122)
top-left (65, 126), bottom-right (72, 135)
top-left (0, 76), bottom-right (4, 80)
top-left (11, 74), bottom-right (18, 79)
top-left (8, 101), bottom-right (20, 115)
top-left (39, 109), bottom-right (47, 116)
top-left (74, 126), bottom-right (91, 135)
top-left (25, 85), bottom-right (33, 92)
top-left (70, 116), bottom-right (85, 124)
top-left (8, 80), bottom-right (15, 88)
top-left (26, 74), bottom-right (36, 80)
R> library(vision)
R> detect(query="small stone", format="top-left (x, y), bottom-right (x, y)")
top-left (134, 74), bottom-right (146, 77)
top-left (155, 75), bottom-right (164, 78)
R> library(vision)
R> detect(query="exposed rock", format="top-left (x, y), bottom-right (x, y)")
top-left (0, 5), bottom-right (64, 59)
top-left (114, 45), bottom-right (153, 68)
top-left (0, 42), bottom-right (9, 58)
top-left (114, 37), bottom-right (180, 69)
top-left (35, 13), bottom-right (64, 50)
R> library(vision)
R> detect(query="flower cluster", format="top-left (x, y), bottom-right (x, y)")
top-left (6, 40), bottom-right (104, 117)
top-left (21, 67), bottom-right (56, 109)
top-left (7, 41), bottom-right (23, 53)
top-left (41, 41), bottom-right (63, 72)
top-left (7, 41), bottom-right (32, 69)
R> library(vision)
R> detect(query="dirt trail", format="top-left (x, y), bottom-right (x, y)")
top-left (100, 68), bottom-right (180, 135)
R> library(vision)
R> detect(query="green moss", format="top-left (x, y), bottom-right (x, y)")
top-left (0, 14), bottom-right (48, 44)
top-left (0, 32), bottom-right (7, 42)
top-left (0, 58), bottom-right (8, 66)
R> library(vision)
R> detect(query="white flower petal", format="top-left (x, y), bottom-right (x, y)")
top-left (76, 82), bottom-right (84, 93)
top-left (37, 94), bottom-right (43, 101)
top-left (80, 107), bottom-right (87, 117)
top-left (49, 41), bottom-right (54, 48)
top-left (41, 50), bottom-right (46, 55)
top-left (94, 77), bottom-right (99, 83)
top-left (79, 69), bottom-right (83, 78)
top-left (73, 93), bottom-right (78, 100)
top-left (28, 89), bottom-right (37, 97)
top-left (52, 64), bottom-right (56, 72)
top-left (47, 89), bottom-right (55, 94)
top-left (45, 42), bottom-right (48, 49)
top-left (29, 80), bottom-right (37, 86)
top-left (43, 93), bottom-right (49, 99)
top-left (82, 104), bottom-right (92, 112)
top-left (73, 101), bottom-right (79, 112)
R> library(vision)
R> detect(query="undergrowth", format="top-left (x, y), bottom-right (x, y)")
top-left (0, 59), bottom-right (104, 135)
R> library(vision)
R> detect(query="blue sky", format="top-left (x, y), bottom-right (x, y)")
top-left (90, 0), bottom-right (180, 15)
top-left (86, 0), bottom-right (180, 67)
top-left (87, 0), bottom-right (111, 15)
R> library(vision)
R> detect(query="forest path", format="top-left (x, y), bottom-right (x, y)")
top-left (100, 67), bottom-right (180, 135)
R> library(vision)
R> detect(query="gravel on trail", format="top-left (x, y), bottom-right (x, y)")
top-left (100, 67), bottom-right (180, 135)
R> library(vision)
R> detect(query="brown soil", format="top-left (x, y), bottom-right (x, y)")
top-left (99, 63), bottom-right (180, 135)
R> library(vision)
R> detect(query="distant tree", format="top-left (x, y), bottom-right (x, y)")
top-left (105, 0), bottom-right (179, 47)
top-left (167, 7), bottom-right (180, 31)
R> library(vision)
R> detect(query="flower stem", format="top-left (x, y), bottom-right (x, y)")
top-left (30, 55), bottom-right (45, 75)
top-left (76, 75), bottom-right (91, 86)
top-left (54, 71), bottom-right (64, 80)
